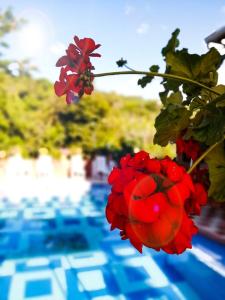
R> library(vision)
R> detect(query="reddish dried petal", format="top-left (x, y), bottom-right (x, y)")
top-left (56, 55), bottom-right (69, 67)
top-left (54, 80), bottom-right (67, 96)
top-left (89, 53), bottom-right (101, 57)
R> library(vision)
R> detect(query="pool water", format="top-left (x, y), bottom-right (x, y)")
top-left (0, 183), bottom-right (224, 300)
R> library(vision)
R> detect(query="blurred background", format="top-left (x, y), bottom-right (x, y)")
top-left (0, 1), bottom-right (224, 300)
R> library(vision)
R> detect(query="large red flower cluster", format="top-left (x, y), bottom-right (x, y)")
top-left (106, 151), bottom-right (207, 254)
top-left (54, 36), bottom-right (101, 104)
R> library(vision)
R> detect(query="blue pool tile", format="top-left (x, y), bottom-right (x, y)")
top-left (124, 265), bottom-right (150, 282)
top-left (126, 286), bottom-right (181, 300)
top-left (0, 183), bottom-right (224, 300)
top-left (100, 266), bottom-right (120, 295)
top-left (0, 232), bottom-right (19, 251)
top-left (0, 276), bottom-right (11, 300)
top-left (16, 258), bottom-right (61, 273)
top-left (63, 218), bottom-right (81, 226)
top-left (23, 219), bottom-right (56, 230)
top-left (25, 278), bottom-right (52, 297)
top-left (65, 269), bottom-right (88, 300)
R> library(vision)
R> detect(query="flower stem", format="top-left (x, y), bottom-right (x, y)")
top-left (187, 140), bottom-right (223, 174)
top-left (94, 71), bottom-right (221, 96)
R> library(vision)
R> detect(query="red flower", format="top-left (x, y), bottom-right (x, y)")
top-left (176, 137), bottom-right (202, 161)
top-left (54, 36), bottom-right (101, 103)
top-left (106, 151), bottom-right (205, 254)
top-left (74, 36), bottom-right (101, 58)
top-left (185, 182), bottom-right (207, 215)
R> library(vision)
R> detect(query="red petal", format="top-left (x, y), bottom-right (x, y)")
top-left (108, 167), bottom-right (120, 184)
top-left (56, 56), bottom-right (69, 67)
top-left (74, 36), bottom-right (80, 47)
top-left (84, 85), bottom-right (94, 95)
top-left (146, 159), bottom-right (161, 173)
top-left (54, 81), bottom-right (67, 96)
top-left (89, 53), bottom-right (101, 57)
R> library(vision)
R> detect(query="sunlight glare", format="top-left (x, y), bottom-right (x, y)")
top-left (17, 23), bottom-right (46, 57)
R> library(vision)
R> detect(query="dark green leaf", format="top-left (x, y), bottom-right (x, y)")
top-left (165, 91), bottom-right (183, 106)
top-left (159, 90), bottom-right (169, 104)
top-left (192, 47), bottom-right (223, 81)
top-left (205, 142), bottom-right (225, 202)
top-left (138, 75), bottom-right (153, 88)
top-left (138, 65), bottom-right (159, 88)
top-left (166, 47), bottom-right (223, 86)
top-left (166, 48), bottom-right (194, 78)
top-left (190, 97), bottom-right (206, 111)
top-left (162, 28), bottom-right (180, 57)
top-left (154, 104), bottom-right (191, 146)
top-left (191, 110), bottom-right (225, 145)
top-left (149, 65), bottom-right (159, 72)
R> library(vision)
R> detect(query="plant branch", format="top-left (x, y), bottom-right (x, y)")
top-left (94, 71), bottom-right (221, 96)
top-left (187, 140), bottom-right (224, 174)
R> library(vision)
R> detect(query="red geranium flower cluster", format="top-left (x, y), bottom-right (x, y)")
top-left (54, 36), bottom-right (101, 104)
top-left (106, 151), bottom-right (207, 254)
top-left (176, 136), bottom-right (210, 190)
top-left (176, 136), bottom-right (202, 161)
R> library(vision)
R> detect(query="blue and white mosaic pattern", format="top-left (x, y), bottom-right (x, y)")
top-left (0, 183), bottom-right (225, 300)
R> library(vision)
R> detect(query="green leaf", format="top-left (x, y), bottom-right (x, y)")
top-left (191, 110), bottom-right (225, 145)
top-left (192, 47), bottom-right (222, 82)
top-left (211, 85), bottom-right (225, 97)
top-left (149, 65), bottom-right (159, 72)
top-left (166, 48), bottom-right (195, 78)
top-left (205, 142), bottom-right (225, 202)
top-left (165, 91), bottom-right (183, 106)
top-left (207, 87), bottom-right (225, 107)
top-left (138, 75), bottom-right (153, 88)
top-left (217, 97), bottom-right (225, 107)
top-left (154, 104), bottom-right (191, 146)
top-left (162, 28), bottom-right (180, 57)
top-left (160, 91), bottom-right (183, 106)
top-left (190, 97), bottom-right (206, 111)
top-left (166, 48), bottom-right (223, 86)
top-left (138, 65), bottom-right (159, 88)
top-left (159, 90), bottom-right (169, 104)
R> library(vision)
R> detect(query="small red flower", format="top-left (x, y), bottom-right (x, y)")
top-left (54, 36), bottom-right (101, 103)
top-left (74, 36), bottom-right (101, 58)
top-left (176, 136), bottom-right (202, 161)
top-left (106, 151), bottom-right (206, 254)
top-left (185, 182), bottom-right (207, 215)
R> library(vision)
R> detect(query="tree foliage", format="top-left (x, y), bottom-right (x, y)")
top-left (0, 71), bottom-right (169, 158)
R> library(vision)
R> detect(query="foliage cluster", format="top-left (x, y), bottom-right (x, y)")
top-left (137, 29), bottom-right (225, 202)
top-left (0, 71), bottom-right (171, 158)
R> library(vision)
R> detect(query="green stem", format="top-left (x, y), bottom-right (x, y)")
top-left (187, 140), bottom-right (223, 174)
top-left (94, 71), bottom-right (221, 96)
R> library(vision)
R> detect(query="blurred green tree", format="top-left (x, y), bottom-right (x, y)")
top-left (0, 7), bottom-right (174, 158)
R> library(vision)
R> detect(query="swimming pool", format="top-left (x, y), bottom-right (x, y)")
top-left (0, 182), bottom-right (224, 300)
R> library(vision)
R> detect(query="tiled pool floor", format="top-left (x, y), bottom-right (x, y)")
top-left (0, 183), bottom-right (225, 300)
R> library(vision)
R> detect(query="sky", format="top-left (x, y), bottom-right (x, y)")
top-left (2, 0), bottom-right (225, 99)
